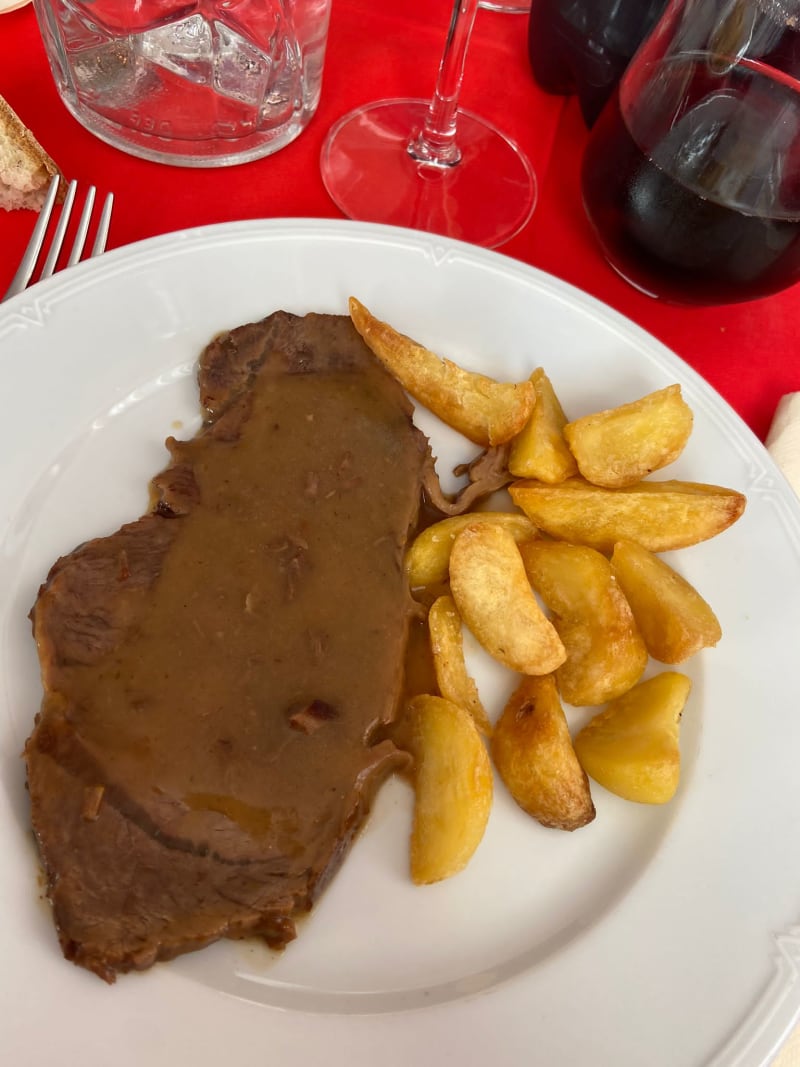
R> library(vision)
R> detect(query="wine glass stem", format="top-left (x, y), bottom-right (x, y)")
top-left (408, 0), bottom-right (480, 167)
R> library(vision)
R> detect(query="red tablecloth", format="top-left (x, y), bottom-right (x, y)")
top-left (1, 0), bottom-right (798, 441)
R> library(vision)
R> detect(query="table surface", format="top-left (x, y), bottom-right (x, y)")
top-left (2, 0), bottom-right (798, 442)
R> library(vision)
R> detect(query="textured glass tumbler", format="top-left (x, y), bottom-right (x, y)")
top-left (32, 0), bottom-right (332, 167)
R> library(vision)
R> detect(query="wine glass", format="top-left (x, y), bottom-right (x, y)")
top-left (320, 0), bottom-right (536, 248)
top-left (479, 2), bottom-right (530, 12)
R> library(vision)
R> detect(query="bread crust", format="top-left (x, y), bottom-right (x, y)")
top-left (0, 94), bottom-right (64, 211)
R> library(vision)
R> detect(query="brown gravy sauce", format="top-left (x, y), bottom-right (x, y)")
top-left (43, 362), bottom-right (425, 855)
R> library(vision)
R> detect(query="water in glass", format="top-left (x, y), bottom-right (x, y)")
top-left (33, 0), bottom-right (331, 166)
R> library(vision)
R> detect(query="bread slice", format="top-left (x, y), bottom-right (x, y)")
top-left (0, 94), bottom-right (63, 212)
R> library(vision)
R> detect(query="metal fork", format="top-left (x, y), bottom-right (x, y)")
top-left (2, 175), bottom-right (114, 302)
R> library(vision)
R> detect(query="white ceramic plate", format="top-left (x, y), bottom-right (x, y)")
top-left (1, 220), bottom-right (799, 1067)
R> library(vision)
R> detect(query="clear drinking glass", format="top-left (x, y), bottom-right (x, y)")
top-left (32, 0), bottom-right (332, 167)
top-left (581, 0), bottom-right (800, 303)
top-left (320, 0), bottom-right (536, 248)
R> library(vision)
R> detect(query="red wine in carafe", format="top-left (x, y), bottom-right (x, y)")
top-left (528, 0), bottom-right (668, 126)
top-left (581, 62), bottom-right (800, 304)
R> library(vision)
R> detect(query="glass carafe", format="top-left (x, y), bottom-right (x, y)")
top-left (528, 0), bottom-right (668, 127)
top-left (581, 0), bottom-right (800, 304)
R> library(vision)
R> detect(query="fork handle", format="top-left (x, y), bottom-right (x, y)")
top-left (1, 176), bottom-right (61, 302)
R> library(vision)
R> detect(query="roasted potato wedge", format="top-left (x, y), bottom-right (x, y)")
top-left (574, 672), bottom-right (691, 804)
top-left (428, 595), bottom-right (492, 735)
top-left (406, 512), bottom-right (537, 588)
top-left (563, 385), bottom-right (694, 488)
top-left (408, 694), bottom-right (493, 884)
top-left (520, 541), bottom-right (648, 706)
top-left (508, 368), bottom-right (579, 483)
top-left (509, 477), bottom-right (746, 552)
top-left (449, 523), bottom-right (566, 675)
top-left (349, 297), bottom-right (535, 446)
top-left (611, 540), bottom-right (722, 663)
top-left (491, 674), bottom-right (595, 830)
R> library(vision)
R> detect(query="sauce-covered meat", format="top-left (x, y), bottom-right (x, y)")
top-left (25, 311), bottom-right (428, 982)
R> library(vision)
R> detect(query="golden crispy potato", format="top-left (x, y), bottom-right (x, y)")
top-left (428, 595), bottom-right (492, 735)
top-left (491, 674), bottom-right (595, 830)
top-left (406, 512), bottom-right (537, 588)
top-left (408, 694), bottom-right (493, 884)
top-left (508, 368), bottom-right (579, 483)
top-left (563, 385), bottom-right (694, 488)
top-left (520, 541), bottom-right (648, 706)
top-left (509, 477), bottom-right (746, 553)
top-left (610, 540), bottom-right (722, 663)
top-left (449, 524), bottom-right (566, 675)
top-left (574, 672), bottom-right (691, 804)
top-left (349, 297), bottom-right (535, 446)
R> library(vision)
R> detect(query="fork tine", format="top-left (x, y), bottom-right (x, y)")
top-left (40, 179), bottom-right (78, 280)
top-left (65, 185), bottom-right (96, 268)
top-left (2, 175), bottom-right (61, 300)
top-left (3, 179), bottom-right (115, 303)
top-left (91, 192), bottom-right (114, 258)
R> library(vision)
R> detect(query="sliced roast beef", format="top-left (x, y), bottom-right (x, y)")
top-left (25, 311), bottom-right (428, 982)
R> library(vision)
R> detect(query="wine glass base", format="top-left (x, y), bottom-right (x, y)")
top-left (478, 2), bottom-right (530, 11)
top-left (321, 99), bottom-right (537, 248)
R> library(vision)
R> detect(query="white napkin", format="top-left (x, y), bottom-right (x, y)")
top-left (766, 392), bottom-right (800, 498)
